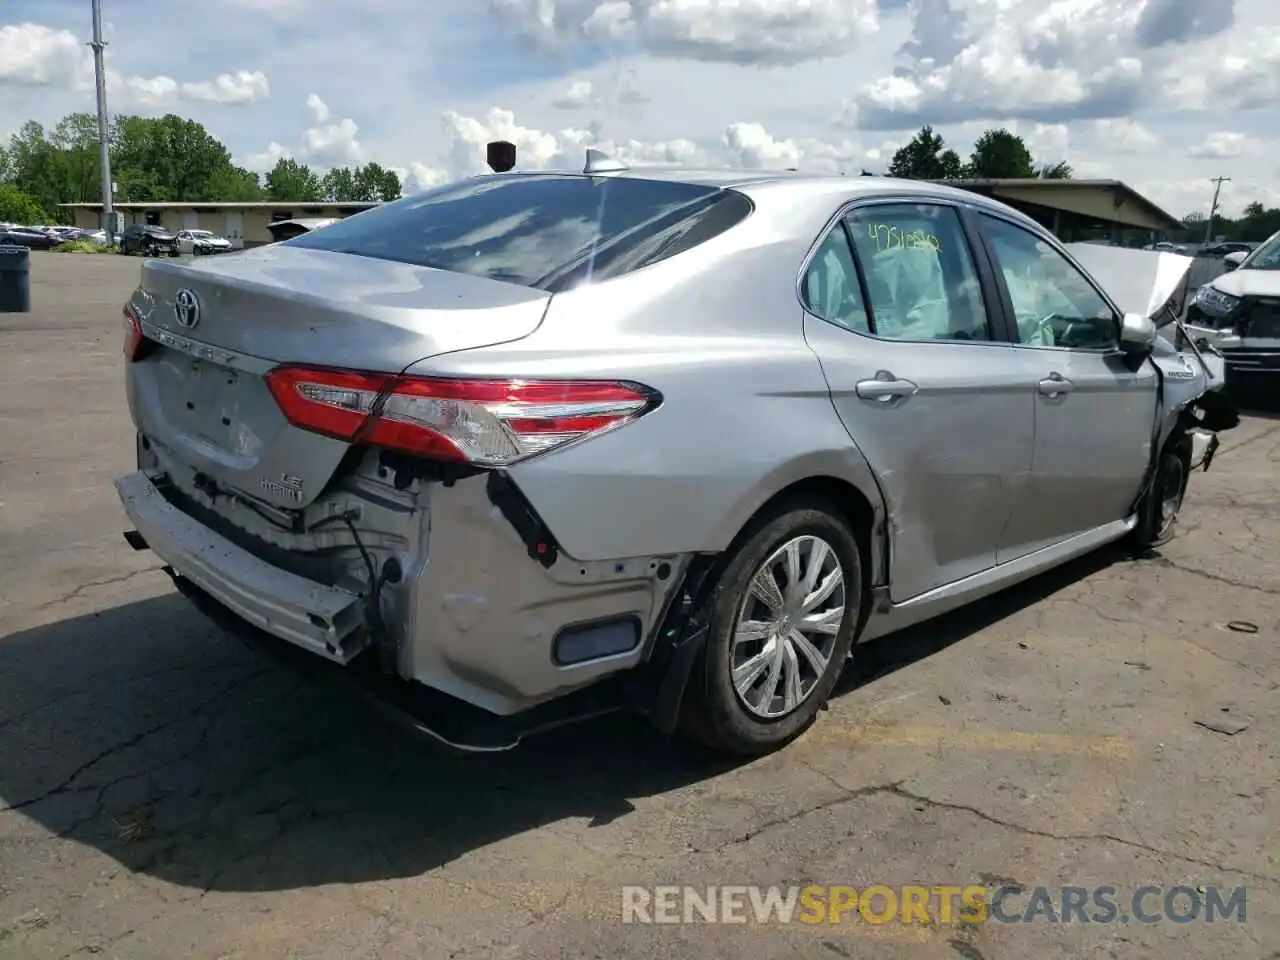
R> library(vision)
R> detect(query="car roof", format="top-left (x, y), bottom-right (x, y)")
top-left (498, 166), bottom-right (1043, 229)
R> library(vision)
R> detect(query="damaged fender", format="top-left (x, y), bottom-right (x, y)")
top-left (1065, 242), bottom-right (1239, 489)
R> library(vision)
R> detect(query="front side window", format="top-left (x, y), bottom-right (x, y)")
top-left (844, 204), bottom-right (992, 342)
top-left (286, 174), bottom-right (753, 292)
top-left (980, 215), bottom-right (1118, 349)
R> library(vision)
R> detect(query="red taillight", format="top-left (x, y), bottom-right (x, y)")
top-left (123, 304), bottom-right (145, 361)
top-left (264, 366), bottom-right (658, 467)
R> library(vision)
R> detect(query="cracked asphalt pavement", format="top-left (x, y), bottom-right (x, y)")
top-left (1, 254), bottom-right (1277, 959)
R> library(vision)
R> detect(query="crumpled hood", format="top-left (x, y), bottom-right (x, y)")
top-left (1064, 243), bottom-right (1193, 320)
top-left (1202, 267), bottom-right (1280, 299)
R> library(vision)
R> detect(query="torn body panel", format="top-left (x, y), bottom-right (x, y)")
top-left (132, 427), bottom-right (690, 716)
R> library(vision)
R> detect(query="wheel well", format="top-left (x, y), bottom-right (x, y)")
top-left (639, 475), bottom-right (882, 731)
top-left (747, 475), bottom-right (880, 598)
top-left (657, 475), bottom-right (882, 652)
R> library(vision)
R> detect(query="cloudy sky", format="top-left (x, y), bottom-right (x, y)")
top-left (2, 0), bottom-right (1277, 217)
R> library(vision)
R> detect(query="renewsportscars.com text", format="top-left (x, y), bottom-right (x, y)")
top-left (621, 884), bottom-right (1247, 926)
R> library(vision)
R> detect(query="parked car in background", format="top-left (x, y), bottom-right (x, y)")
top-left (0, 226), bottom-right (62, 249)
top-left (176, 229), bottom-right (233, 256)
top-left (266, 217), bottom-right (340, 243)
top-left (1183, 228), bottom-right (1280, 385)
top-left (113, 163), bottom-right (1235, 756)
top-left (118, 223), bottom-right (180, 257)
top-left (1199, 241), bottom-right (1254, 259)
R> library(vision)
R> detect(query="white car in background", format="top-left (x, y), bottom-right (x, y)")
top-left (1182, 228), bottom-right (1280, 386)
top-left (176, 229), bottom-right (233, 255)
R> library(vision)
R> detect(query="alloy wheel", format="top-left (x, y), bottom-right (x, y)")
top-left (729, 534), bottom-right (847, 720)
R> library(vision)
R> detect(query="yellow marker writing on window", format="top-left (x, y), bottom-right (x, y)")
top-left (867, 223), bottom-right (940, 253)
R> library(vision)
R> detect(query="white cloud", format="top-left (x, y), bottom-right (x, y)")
top-left (306, 93), bottom-right (330, 124)
top-left (242, 141), bottom-right (291, 172)
top-left (179, 70), bottom-right (270, 104)
top-left (490, 0), bottom-right (880, 65)
top-left (0, 21), bottom-right (268, 109)
top-left (552, 80), bottom-right (599, 110)
top-left (1187, 132), bottom-right (1263, 160)
top-left (1163, 35), bottom-right (1280, 111)
top-left (0, 22), bottom-right (86, 87)
top-left (4, 2), bottom-right (1280, 221)
top-left (239, 95), bottom-right (361, 170)
top-left (723, 121), bottom-right (803, 169)
top-left (1091, 118), bottom-right (1159, 154)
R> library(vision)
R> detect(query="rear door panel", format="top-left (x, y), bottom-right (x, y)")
top-left (804, 199), bottom-right (1033, 603)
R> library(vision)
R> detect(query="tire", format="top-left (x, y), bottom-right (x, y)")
top-left (1129, 433), bottom-right (1191, 551)
top-left (678, 502), bottom-right (862, 756)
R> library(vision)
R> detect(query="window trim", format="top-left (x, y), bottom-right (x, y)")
top-left (795, 195), bottom-right (1011, 348)
top-left (798, 218), bottom-right (873, 335)
top-left (970, 208), bottom-right (1126, 355)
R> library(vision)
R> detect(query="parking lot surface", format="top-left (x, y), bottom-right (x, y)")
top-left (1, 253), bottom-right (1277, 959)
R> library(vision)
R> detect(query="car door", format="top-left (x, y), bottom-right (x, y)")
top-left (801, 199), bottom-right (1034, 603)
top-left (972, 211), bottom-right (1159, 559)
top-left (176, 231), bottom-right (192, 254)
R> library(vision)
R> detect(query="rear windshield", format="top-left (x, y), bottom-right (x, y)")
top-left (284, 173), bottom-right (753, 292)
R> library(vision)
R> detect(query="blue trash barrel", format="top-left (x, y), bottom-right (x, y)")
top-left (0, 245), bottom-right (31, 313)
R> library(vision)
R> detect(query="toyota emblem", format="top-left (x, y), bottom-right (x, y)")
top-left (174, 289), bottom-right (200, 328)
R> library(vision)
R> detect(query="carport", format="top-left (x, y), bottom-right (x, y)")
top-left (935, 179), bottom-right (1185, 243)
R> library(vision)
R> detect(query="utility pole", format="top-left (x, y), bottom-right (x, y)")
top-left (89, 0), bottom-right (114, 237)
top-left (1205, 176), bottom-right (1230, 244)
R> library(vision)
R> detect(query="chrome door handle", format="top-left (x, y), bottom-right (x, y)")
top-left (855, 374), bottom-right (918, 402)
top-left (1037, 373), bottom-right (1073, 397)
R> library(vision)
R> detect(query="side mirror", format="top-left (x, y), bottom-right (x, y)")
top-left (1222, 251), bottom-right (1245, 271)
top-left (1119, 312), bottom-right (1157, 356)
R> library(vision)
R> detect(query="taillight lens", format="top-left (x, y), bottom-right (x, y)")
top-left (123, 304), bottom-right (145, 361)
top-left (264, 366), bottom-right (659, 467)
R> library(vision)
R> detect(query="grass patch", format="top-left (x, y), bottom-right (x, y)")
top-left (52, 239), bottom-right (115, 254)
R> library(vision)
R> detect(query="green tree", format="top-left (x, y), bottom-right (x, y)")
top-left (888, 126), bottom-right (964, 180)
top-left (354, 161), bottom-right (401, 202)
top-left (1038, 161), bottom-right (1073, 179)
top-left (1232, 202), bottom-right (1280, 242)
top-left (207, 165), bottom-right (263, 202)
top-left (323, 163), bottom-right (401, 201)
top-left (965, 128), bottom-right (1037, 179)
top-left (0, 183), bottom-right (47, 223)
top-left (322, 166), bottom-right (353, 200)
top-left (6, 122), bottom-right (68, 216)
top-left (322, 165), bottom-right (357, 201)
top-left (112, 114), bottom-right (239, 202)
top-left (46, 112), bottom-right (104, 204)
top-left (266, 157), bottom-right (324, 201)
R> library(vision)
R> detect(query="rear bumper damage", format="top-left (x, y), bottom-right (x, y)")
top-left (114, 465), bottom-right (696, 749)
top-left (115, 470), bottom-right (369, 662)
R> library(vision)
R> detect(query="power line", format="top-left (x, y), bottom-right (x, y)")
top-left (89, 0), bottom-right (114, 236)
top-left (1205, 176), bottom-right (1230, 244)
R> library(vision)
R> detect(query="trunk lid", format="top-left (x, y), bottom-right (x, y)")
top-left (127, 246), bottom-right (550, 509)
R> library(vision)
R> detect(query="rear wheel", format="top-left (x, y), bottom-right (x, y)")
top-left (678, 503), bottom-right (861, 755)
top-left (1129, 434), bottom-right (1191, 551)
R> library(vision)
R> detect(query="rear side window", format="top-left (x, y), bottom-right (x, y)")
top-left (286, 174), bottom-right (753, 292)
